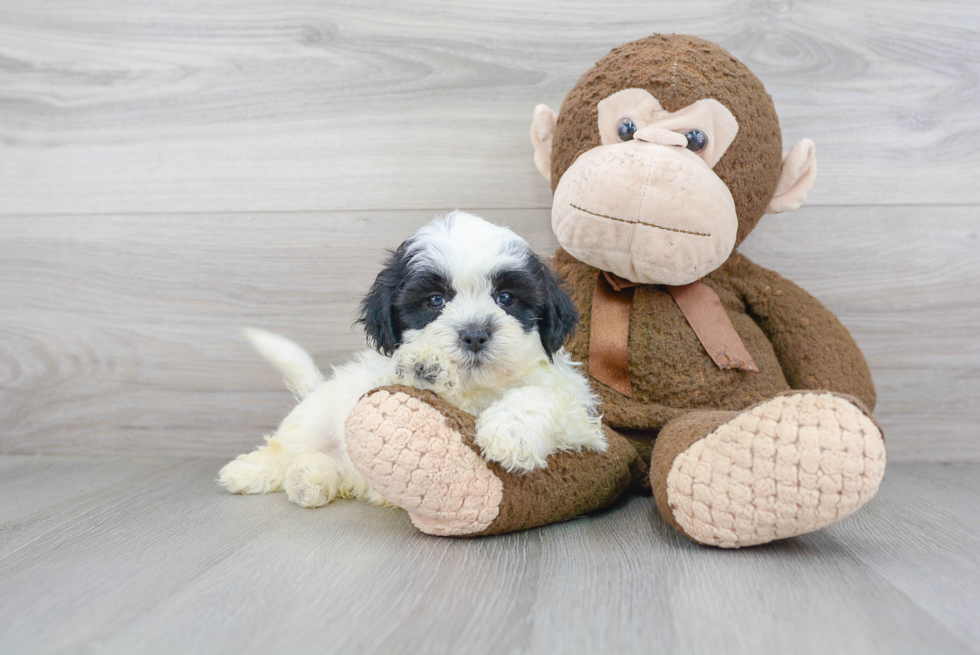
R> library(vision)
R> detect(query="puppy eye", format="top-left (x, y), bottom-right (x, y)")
top-left (426, 295), bottom-right (446, 309)
top-left (495, 292), bottom-right (515, 307)
top-left (617, 118), bottom-right (637, 142)
top-left (685, 130), bottom-right (708, 153)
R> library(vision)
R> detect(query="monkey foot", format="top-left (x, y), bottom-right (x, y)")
top-left (653, 392), bottom-right (886, 548)
top-left (344, 386), bottom-right (504, 536)
top-left (345, 385), bottom-right (637, 537)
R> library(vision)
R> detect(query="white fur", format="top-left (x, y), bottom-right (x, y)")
top-left (218, 211), bottom-right (605, 509)
top-left (242, 327), bottom-right (324, 399)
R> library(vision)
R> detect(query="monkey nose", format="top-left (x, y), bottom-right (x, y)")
top-left (633, 126), bottom-right (687, 147)
top-left (459, 327), bottom-right (491, 353)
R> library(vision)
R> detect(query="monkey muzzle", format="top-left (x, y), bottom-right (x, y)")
top-left (552, 139), bottom-right (738, 286)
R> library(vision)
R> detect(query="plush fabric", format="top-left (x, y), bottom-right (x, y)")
top-left (588, 273), bottom-right (635, 396)
top-left (659, 392), bottom-right (886, 548)
top-left (555, 89), bottom-right (745, 288)
top-left (472, 425), bottom-right (635, 537)
top-left (666, 280), bottom-right (759, 372)
top-left (346, 386), bottom-right (634, 537)
top-left (550, 34), bottom-right (783, 248)
top-left (552, 248), bottom-right (878, 428)
top-left (551, 142), bottom-right (740, 285)
top-left (595, 91), bottom-right (739, 167)
top-left (650, 409), bottom-right (736, 540)
top-left (767, 139), bottom-right (818, 214)
top-left (345, 386), bottom-right (503, 536)
top-left (531, 104), bottom-right (558, 180)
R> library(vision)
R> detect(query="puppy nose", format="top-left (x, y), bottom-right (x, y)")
top-left (460, 328), bottom-right (490, 353)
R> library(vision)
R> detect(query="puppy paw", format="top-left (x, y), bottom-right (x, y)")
top-left (284, 453), bottom-right (341, 508)
top-left (388, 345), bottom-right (458, 394)
top-left (475, 406), bottom-right (555, 473)
top-left (218, 448), bottom-right (285, 494)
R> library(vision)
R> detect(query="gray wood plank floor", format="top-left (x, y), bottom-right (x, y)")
top-left (0, 457), bottom-right (976, 654)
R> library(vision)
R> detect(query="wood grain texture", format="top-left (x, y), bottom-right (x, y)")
top-left (2, 207), bottom-right (977, 460)
top-left (821, 463), bottom-right (980, 646)
top-left (0, 0), bottom-right (978, 215)
top-left (0, 457), bottom-right (976, 654)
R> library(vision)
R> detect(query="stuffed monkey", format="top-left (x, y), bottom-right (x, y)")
top-left (345, 34), bottom-right (885, 548)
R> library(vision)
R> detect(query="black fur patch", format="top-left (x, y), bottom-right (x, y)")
top-left (492, 254), bottom-right (579, 358)
top-left (357, 241), bottom-right (454, 356)
top-left (395, 269), bottom-right (455, 332)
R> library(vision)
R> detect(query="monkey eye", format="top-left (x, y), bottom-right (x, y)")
top-left (617, 119), bottom-right (638, 142)
top-left (495, 292), bottom-right (515, 307)
top-left (426, 295), bottom-right (446, 309)
top-left (685, 130), bottom-right (709, 153)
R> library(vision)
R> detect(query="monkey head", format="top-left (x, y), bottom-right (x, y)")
top-left (531, 34), bottom-right (817, 285)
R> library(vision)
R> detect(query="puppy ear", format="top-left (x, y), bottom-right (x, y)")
top-left (357, 245), bottom-right (407, 356)
top-left (535, 261), bottom-right (580, 357)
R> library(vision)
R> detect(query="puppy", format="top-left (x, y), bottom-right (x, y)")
top-left (218, 211), bottom-right (605, 508)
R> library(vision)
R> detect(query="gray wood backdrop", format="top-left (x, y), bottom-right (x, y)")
top-left (1, 0), bottom-right (978, 461)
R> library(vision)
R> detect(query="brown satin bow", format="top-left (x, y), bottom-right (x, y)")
top-left (589, 271), bottom-right (759, 397)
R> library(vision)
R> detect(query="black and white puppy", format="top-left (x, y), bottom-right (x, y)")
top-left (219, 211), bottom-right (605, 508)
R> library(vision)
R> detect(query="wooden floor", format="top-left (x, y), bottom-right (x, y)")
top-left (0, 457), bottom-right (977, 654)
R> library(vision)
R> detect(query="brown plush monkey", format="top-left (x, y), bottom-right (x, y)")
top-left (345, 34), bottom-right (886, 548)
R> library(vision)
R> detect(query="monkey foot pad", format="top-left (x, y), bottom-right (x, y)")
top-left (665, 392), bottom-right (886, 548)
top-left (345, 388), bottom-right (503, 536)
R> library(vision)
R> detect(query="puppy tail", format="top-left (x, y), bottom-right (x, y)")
top-left (243, 328), bottom-right (325, 400)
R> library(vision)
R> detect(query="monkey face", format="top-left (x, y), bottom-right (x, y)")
top-left (532, 35), bottom-right (819, 286)
top-left (552, 88), bottom-right (741, 286)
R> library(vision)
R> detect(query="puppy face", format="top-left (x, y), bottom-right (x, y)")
top-left (358, 212), bottom-right (578, 386)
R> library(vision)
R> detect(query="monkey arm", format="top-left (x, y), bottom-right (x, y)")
top-left (725, 254), bottom-right (877, 411)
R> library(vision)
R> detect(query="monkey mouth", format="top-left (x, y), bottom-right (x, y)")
top-left (570, 203), bottom-right (711, 238)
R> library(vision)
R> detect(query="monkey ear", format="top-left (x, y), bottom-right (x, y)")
top-left (530, 104), bottom-right (558, 181)
top-left (766, 139), bottom-right (817, 214)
